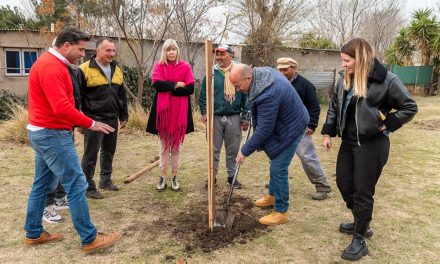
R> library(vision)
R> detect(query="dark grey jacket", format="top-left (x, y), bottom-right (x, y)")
top-left (321, 60), bottom-right (417, 143)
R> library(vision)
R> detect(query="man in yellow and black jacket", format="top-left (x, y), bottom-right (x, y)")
top-left (78, 37), bottom-right (128, 199)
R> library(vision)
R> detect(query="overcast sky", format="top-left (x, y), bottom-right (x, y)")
top-left (1, 0), bottom-right (438, 13)
top-left (1, 0), bottom-right (438, 40)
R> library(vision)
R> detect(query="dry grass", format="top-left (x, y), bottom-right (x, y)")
top-left (0, 105), bottom-right (29, 144)
top-left (0, 96), bottom-right (439, 263)
top-left (123, 103), bottom-right (148, 134)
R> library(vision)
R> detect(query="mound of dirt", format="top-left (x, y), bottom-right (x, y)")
top-left (153, 194), bottom-right (270, 254)
top-left (414, 119), bottom-right (440, 130)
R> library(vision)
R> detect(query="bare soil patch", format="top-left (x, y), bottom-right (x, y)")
top-left (153, 192), bottom-right (269, 255)
top-left (414, 119), bottom-right (440, 130)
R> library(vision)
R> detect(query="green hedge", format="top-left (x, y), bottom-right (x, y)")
top-left (0, 90), bottom-right (26, 121)
top-left (122, 66), bottom-right (155, 110)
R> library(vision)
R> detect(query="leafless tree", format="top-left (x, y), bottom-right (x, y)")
top-left (66, 0), bottom-right (89, 28)
top-left (359, 0), bottom-right (405, 60)
top-left (71, 0), bottom-right (120, 36)
top-left (233, 0), bottom-right (310, 66)
top-left (172, 0), bottom-right (231, 68)
top-left (311, 0), bottom-right (382, 46)
top-left (106, 0), bottom-right (175, 103)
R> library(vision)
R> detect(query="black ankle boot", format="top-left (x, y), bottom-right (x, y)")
top-left (339, 222), bottom-right (374, 238)
top-left (341, 222), bottom-right (369, 261)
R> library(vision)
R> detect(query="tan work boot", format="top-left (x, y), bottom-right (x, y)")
top-left (255, 194), bottom-right (275, 207)
top-left (82, 232), bottom-right (122, 254)
top-left (259, 211), bottom-right (289, 226)
top-left (24, 231), bottom-right (64, 246)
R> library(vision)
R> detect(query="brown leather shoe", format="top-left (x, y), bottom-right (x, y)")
top-left (82, 232), bottom-right (122, 254)
top-left (24, 231), bottom-right (64, 246)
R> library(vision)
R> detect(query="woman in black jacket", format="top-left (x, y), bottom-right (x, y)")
top-left (321, 38), bottom-right (417, 261)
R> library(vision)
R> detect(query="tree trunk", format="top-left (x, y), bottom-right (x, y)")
top-left (136, 70), bottom-right (144, 105)
top-left (421, 47), bottom-right (430, 65)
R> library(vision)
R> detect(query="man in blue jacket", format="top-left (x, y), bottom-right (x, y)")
top-left (231, 63), bottom-right (309, 226)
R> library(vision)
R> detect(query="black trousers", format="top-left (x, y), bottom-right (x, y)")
top-left (46, 182), bottom-right (66, 206)
top-left (81, 119), bottom-right (119, 191)
top-left (336, 134), bottom-right (390, 224)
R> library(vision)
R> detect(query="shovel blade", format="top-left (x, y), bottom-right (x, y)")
top-left (213, 207), bottom-right (235, 230)
top-left (214, 208), bottom-right (226, 228)
top-left (224, 212), bottom-right (235, 230)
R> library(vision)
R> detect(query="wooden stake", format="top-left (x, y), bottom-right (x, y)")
top-left (124, 160), bottom-right (160, 184)
top-left (205, 39), bottom-right (215, 230)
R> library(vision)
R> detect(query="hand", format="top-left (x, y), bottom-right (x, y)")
top-left (322, 135), bottom-right (331, 151)
top-left (89, 121), bottom-right (115, 134)
top-left (175, 82), bottom-right (185, 88)
top-left (380, 125), bottom-right (387, 131)
top-left (77, 127), bottom-right (84, 134)
top-left (236, 150), bottom-right (246, 165)
top-left (306, 127), bottom-right (314, 135)
top-left (202, 114), bottom-right (207, 123)
top-left (120, 120), bottom-right (127, 129)
top-left (241, 122), bottom-right (249, 131)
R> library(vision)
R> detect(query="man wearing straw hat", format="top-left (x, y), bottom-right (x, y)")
top-left (276, 57), bottom-right (332, 200)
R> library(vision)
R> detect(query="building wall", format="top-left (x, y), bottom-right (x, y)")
top-left (1, 30), bottom-right (341, 97)
top-left (241, 46), bottom-right (341, 72)
top-left (114, 39), bottom-right (207, 81)
top-left (0, 31), bottom-right (228, 95)
top-left (241, 46), bottom-right (341, 98)
top-left (0, 30), bottom-right (50, 95)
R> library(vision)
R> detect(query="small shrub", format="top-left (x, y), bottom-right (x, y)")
top-left (317, 91), bottom-right (329, 104)
top-left (0, 105), bottom-right (29, 144)
top-left (0, 90), bottom-right (26, 121)
top-left (192, 110), bottom-right (205, 132)
top-left (123, 103), bottom-right (148, 134)
top-left (122, 66), bottom-right (155, 110)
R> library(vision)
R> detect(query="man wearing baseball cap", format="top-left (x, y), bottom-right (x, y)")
top-left (199, 44), bottom-right (249, 189)
top-left (276, 57), bottom-right (332, 200)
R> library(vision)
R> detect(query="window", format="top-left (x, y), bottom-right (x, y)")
top-left (23, 51), bottom-right (38, 74)
top-left (5, 50), bottom-right (20, 75)
top-left (5, 49), bottom-right (38, 76)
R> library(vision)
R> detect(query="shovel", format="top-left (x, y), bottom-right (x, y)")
top-left (214, 112), bottom-right (252, 230)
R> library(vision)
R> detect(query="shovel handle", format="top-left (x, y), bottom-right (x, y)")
top-left (225, 114), bottom-right (252, 206)
top-left (225, 163), bottom-right (240, 206)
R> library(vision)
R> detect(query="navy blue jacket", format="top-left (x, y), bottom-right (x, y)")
top-left (241, 67), bottom-right (309, 159)
top-left (291, 74), bottom-right (320, 131)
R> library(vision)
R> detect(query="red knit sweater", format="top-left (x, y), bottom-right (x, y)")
top-left (28, 52), bottom-right (93, 129)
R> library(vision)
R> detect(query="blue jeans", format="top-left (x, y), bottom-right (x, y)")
top-left (25, 129), bottom-right (97, 245)
top-left (268, 135), bottom-right (303, 213)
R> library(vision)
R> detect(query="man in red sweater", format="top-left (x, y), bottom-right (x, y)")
top-left (24, 26), bottom-right (121, 254)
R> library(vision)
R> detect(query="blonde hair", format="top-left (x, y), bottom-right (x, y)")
top-left (341, 38), bottom-right (375, 98)
top-left (159, 39), bottom-right (180, 64)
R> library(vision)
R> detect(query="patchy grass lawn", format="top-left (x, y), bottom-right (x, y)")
top-left (0, 96), bottom-right (439, 263)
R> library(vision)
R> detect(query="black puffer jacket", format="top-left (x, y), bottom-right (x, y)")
top-left (321, 59), bottom-right (417, 143)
